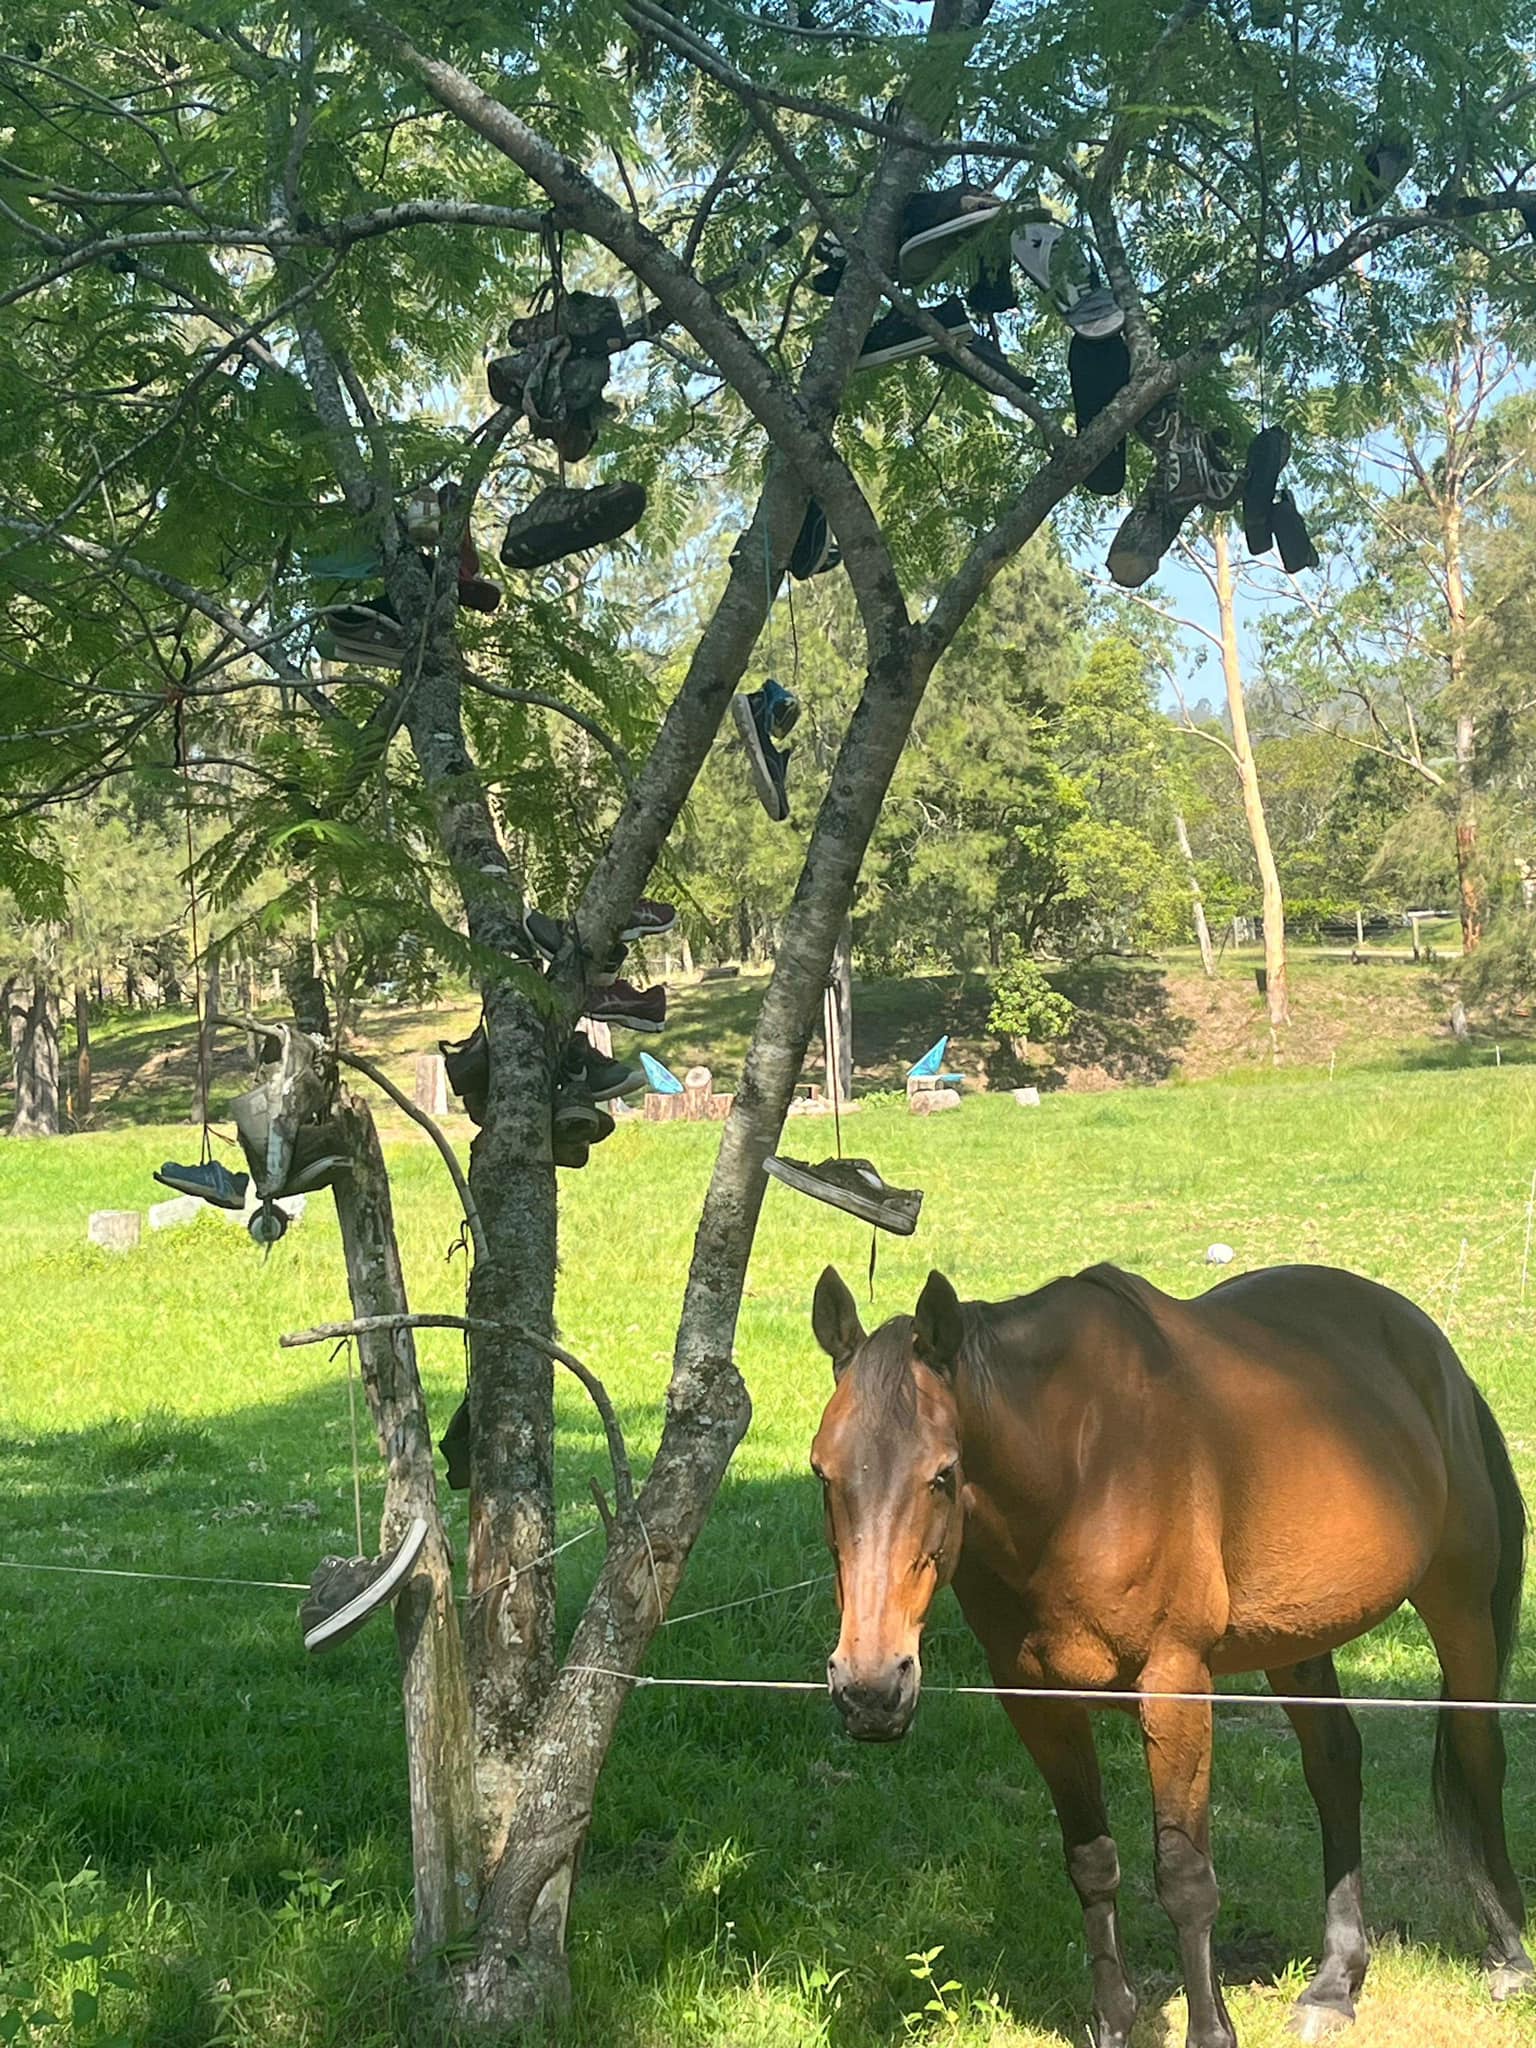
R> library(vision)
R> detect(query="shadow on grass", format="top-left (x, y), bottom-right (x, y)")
top-left (5, 1374), bottom-right (1531, 2047)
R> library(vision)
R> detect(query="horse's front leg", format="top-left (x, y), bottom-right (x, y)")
top-left (1003, 1695), bottom-right (1138, 2048)
top-left (1141, 1666), bottom-right (1238, 2048)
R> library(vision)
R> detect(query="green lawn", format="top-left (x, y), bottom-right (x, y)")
top-left (6, 1062), bottom-right (1536, 2044)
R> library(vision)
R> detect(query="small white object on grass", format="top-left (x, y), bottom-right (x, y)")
top-left (1011, 1087), bottom-right (1041, 1107)
top-left (148, 1195), bottom-right (203, 1231)
top-left (88, 1209), bottom-right (142, 1252)
top-left (1205, 1242), bottom-right (1235, 1266)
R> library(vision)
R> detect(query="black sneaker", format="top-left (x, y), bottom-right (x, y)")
top-left (567, 1030), bottom-right (644, 1102)
top-left (554, 1132), bottom-right (591, 1169)
top-left (790, 500), bottom-right (840, 581)
top-left (1271, 488), bottom-right (1320, 572)
top-left (554, 1084), bottom-right (603, 1138)
top-left (522, 908), bottom-right (628, 975)
top-left (500, 482), bottom-right (646, 570)
top-left (441, 1022), bottom-right (489, 1124)
top-left (762, 1155), bottom-right (923, 1236)
top-left (856, 295), bottom-right (977, 370)
top-left (1242, 425), bottom-right (1292, 555)
top-left (1068, 331), bottom-right (1130, 496)
top-left (153, 1159), bottom-right (250, 1211)
top-left (732, 683), bottom-right (795, 822)
top-left (896, 184), bottom-right (1004, 287)
top-left (300, 1517), bottom-right (429, 1653)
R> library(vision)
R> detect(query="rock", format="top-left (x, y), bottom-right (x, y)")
top-left (1205, 1242), bottom-right (1235, 1265)
top-left (88, 1209), bottom-right (141, 1252)
top-left (1011, 1087), bottom-right (1041, 1107)
top-left (910, 1087), bottom-right (961, 1116)
top-left (148, 1195), bottom-right (203, 1231)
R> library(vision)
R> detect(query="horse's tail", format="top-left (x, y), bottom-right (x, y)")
top-left (1431, 1384), bottom-right (1526, 1903)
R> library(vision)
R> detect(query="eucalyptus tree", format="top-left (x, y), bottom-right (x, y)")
top-left (5, 0), bottom-right (1536, 2029)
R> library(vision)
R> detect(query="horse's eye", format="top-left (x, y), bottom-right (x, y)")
top-left (930, 1463), bottom-right (957, 1495)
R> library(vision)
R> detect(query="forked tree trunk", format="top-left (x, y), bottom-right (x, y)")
top-left (9, 981), bottom-right (61, 1136)
top-left (330, 1090), bottom-right (481, 1964)
top-left (74, 987), bottom-right (92, 1125)
top-left (1173, 811), bottom-right (1216, 978)
top-left (1214, 526), bottom-right (1288, 1030)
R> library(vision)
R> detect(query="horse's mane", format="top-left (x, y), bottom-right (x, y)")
top-left (848, 1314), bottom-right (920, 1423)
top-left (1073, 1262), bottom-right (1176, 1372)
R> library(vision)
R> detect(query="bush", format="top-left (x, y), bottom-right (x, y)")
top-left (987, 945), bottom-right (1075, 1056)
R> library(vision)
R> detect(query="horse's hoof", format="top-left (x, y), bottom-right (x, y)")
top-left (1487, 1964), bottom-right (1536, 2002)
top-left (1287, 2003), bottom-right (1354, 2041)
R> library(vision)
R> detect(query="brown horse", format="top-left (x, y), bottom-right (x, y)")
top-left (809, 1260), bottom-right (1531, 2048)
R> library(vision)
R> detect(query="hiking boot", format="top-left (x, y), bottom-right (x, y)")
top-left (1271, 488), bottom-right (1320, 572)
top-left (763, 1155), bottom-right (924, 1236)
top-left (1068, 331), bottom-right (1130, 495)
top-left (153, 1159), bottom-right (250, 1211)
top-left (300, 1516), bottom-right (429, 1654)
top-left (440, 1399), bottom-right (470, 1489)
top-left (586, 979), bottom-right (667, 1033)
top-left (500, 482), bottom-right (647, 570)
top-left (567, 1029), bottom-right (644, 1101)
top-left (1106, 482), bottom-right (1196, 589)
top-left (623, 898), bottom-right (677, 942)
top-left (506, 291), bottom-right (626, 358)
top-left (1242, 424), bottom-right (1292, 555)
top-left (856, 295), bottom-right (977, 370)
top-left (791, 500), bottom-right (840, 581)
top-left (732, 682), bottom-right (795, 822)
top-left (441, 1022), bottom-right (489, 1124)
top-left (896, 183), bottom-right (1004, 287)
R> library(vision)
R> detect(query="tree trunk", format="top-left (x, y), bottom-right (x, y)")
top-left (1441, 441), bottom-right (1483, 955)
top-left (74, 987), bottom-right (92, 1126)
top-left (9, 981), bottom-right (61, 1137)
top-left (1173, 811), bottom-right (1215, 978)
top-left (331, 1089), bottom-right (482, 1966)
top-left (1214, 526), bottom-right (1288, 1029)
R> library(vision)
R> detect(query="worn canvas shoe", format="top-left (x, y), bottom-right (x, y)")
top-left (153, 1159), bottom-right (250, 1210)
top-left (763, 1155), bottom-right (923, 1236)
top-left (300, 1516), bottom-right (429, 1653)
top-left (586, 979), bottom-right (667, 1033)
top-left (1106, 482), bottom-right (1196, 589)
top-left (506, 291), bottom-right (626, 358)
top-left (500, 482), bottom-right (646, 570)
top-left (856, 294), bottom-right (977, 370)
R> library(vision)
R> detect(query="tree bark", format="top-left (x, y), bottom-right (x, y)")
top-left (1173, 811), bottom-right (1215, 978)
top-left (73, 986), bottom-right (92, 1126)
top-left (9, 981), bottom-right (61, 1137)
top-left (1214, 526), bottom-right (1288, 1029)
top-left (331, 1089), bottom-right (482, 1966)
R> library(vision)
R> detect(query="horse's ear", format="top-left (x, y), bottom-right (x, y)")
top-left (914, 1269), bottom-right (964, 1379)
top-left (812, 1265), bottom-right (865, 1380)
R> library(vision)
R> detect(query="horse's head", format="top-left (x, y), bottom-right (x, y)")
top-left (810, 1264), bottom-right (971, 1743)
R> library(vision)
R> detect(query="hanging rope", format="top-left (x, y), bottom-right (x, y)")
top-left (341, 1337), bottom-right (365, 1556)
top-left (173, 692), bottom-right (212, 1163)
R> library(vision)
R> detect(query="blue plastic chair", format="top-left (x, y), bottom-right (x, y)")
top-left (907, 1036), bottom-right (964, 1089)
top-left (640, 1051), bottom-right (684, 1095)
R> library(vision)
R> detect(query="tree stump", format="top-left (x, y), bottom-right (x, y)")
top-left (414, 1053), bottom-right (448, 1117)
top-left (88, 1209), bottom-right (141, 1251)
top-left (683, 1067), bottom-right (713, 1121)
top-left (643, 1093), bottom-right (685, 1122)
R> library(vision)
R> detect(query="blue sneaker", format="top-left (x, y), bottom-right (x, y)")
top-left (732, 679), bottom-right (798, 823)
top-left (153, 1159), bottom-right (250, 1211)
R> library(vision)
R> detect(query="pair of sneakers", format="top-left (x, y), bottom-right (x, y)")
top-left (1241, 426), bottom-right (1320, 572)
top-left (732, 677), bottom-right (799, 823)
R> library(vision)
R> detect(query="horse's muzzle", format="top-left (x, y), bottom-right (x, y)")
top-left (827, 1653), bottom-right (918, 1742)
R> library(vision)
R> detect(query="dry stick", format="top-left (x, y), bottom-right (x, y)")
top-left (281, 1312), bottom-right (634, 1516)
top-left (331, 1045), bottom-right (486, 1266)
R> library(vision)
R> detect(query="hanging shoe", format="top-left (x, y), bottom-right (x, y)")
top-left (1350, 135), bottom-right (1412, 215)
top-left (554, 1131), bottom-right (592, 1170)
top-left (567, 1029), bottom-right (644, 1102)
top-left (403, 486), bottom-right (442, 546)
top-left (1241, 425), bottom-right (1292, 555)
top-left (441, 1022), bottom-right (489, 1124)
top-left (1270, 488), bottom-right (1320, 572)
top-left (763, 1155), bottom-right (923, 1237)
top-left (807, 232), bottom-right (846, 298)
top-left (1106, 481), bottom-right (1196, 589)
top-left (500, 482), bottom-right (647, 571)
top-left (300, 1516), bottom-right (429, 1654)
top-left (458, 575), bottom-right (502, 614)
top-left (316, 602), bottom-right (406, 671)
top-left (586, 979), bottom-right (667, 1033)
top-left (554, 1083), bottom-right (603, 1140)
top-left (896, 184), bottom-right (1004, 287)
top-left (248, 1198), bottom-right (289, 1246)
top-left (640, 1050), bottom-right (685, 1095)
top-left (732, 679), bottom-right (797, 823)
top-left (1068, 331), bottom-right (1130, 496)
top-left (506, 291), bottom-right (626, 358)
top-left (965, 254), bottom-right (1019, 316)
top-left (440, 1399), bottom-right (470, 1490)
top-left (1142, 404), bottom-right (1241, 511)
top-left (791, 500), bottom-right (841, 580)
top-left (856, 295), bottom-right (977, 370)
top-left (153, 1159), bottom-right (250, 1211)
top-left (622, 898), bottom-right (677, 942)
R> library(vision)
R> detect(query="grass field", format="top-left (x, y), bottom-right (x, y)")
top-left (7, 990), bottom-right (1536, 2042)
